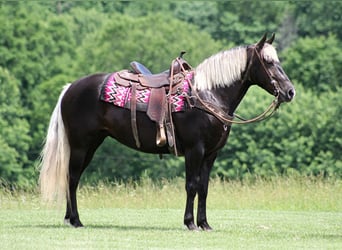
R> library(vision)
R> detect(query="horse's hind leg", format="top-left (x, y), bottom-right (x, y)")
top-left (64, 147), bottom-right (87, 227)
top-left (64, 135), bottom-right (105, 227)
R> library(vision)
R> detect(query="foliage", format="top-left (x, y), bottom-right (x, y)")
top-left (0, 1), bottom-right (341, 186)
top-left (73, 12), bottom-right (222, 75)
top-left (0, 67), bottom-right (31, 184)
top-left (215, 2), bottom-right (287, 45)
top-left (293, 2), bottom-right (342, 40)
top-left (281, 35), bottom-right (342, 92)
top-left (215, 85), bottom-right (342, 179)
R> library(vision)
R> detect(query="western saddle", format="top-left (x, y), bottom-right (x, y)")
top-left (114, 52), bottom-right (192, 154)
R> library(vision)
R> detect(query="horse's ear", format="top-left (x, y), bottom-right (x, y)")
top-left (256, 33), bottom-right (267, 50)
top-left (267, 33), bottom-right (275, 44)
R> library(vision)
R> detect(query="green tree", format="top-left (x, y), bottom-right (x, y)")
top-left (0, 67), bottom-right (31, 185)
top-left (215, 2), bottom-right (287, 45)
top-left (214, 85), bottom-right (342, 179)
top-left (74, 12), bottom-right (222, 74)
top-left (281, 35), bottom-right (342, 92)
top-left (293, 2), bottom-right (342, 40)
top-left (0, 2), bottom-right (77, 105)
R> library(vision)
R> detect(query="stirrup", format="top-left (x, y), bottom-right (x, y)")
top-left (156, 124), bottom-right (167, 147)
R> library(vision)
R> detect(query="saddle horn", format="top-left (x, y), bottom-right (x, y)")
top-left (179, 51), bottom-right (186, 59)
top-left (171, 51), bottom-right (191, 75)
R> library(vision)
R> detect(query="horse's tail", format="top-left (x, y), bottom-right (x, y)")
top-left (38, 84), bottom-right (72, 203)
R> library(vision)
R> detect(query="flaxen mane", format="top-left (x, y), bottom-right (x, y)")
top-left (194, 44), bottom-right (280, 90)
top-left (194, 46), bottom-right (247, 90)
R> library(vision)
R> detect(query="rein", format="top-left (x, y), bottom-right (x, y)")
top-left (185, 46), bottom-right (280, 125)
top-left (187, 82), bottom-right (279, 125)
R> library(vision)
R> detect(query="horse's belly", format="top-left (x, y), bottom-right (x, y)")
top-left (103, 106), bottom-right (171, 154)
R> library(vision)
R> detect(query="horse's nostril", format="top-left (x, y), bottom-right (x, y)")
top-left (288, 88), bottom-right (295, 99)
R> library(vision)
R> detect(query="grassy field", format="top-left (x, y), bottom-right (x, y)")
top-left (1, 177), bottom-right (342, 249)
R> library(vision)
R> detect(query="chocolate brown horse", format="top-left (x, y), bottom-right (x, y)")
top-left (39, 34), bottom-right (295, 230)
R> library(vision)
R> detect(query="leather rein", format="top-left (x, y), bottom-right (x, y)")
top-left (184, 46), bottom-right (280, 126)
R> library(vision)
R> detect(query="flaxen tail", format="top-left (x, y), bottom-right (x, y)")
top-left (38, 84), bottom-right (72, 202)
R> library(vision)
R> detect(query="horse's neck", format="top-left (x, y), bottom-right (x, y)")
top-left (202, 79), bottom-right (250, 115)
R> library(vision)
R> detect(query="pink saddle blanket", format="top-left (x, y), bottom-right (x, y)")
top-left (100, 72), bottom-right (193, 112)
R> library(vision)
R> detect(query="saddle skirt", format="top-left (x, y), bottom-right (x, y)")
top-left (100, 71), bottom-right (193, 112)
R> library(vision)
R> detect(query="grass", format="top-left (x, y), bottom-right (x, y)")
top-left (1, 177), bottom-right (342, 249)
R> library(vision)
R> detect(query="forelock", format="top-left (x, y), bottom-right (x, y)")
top-left (262, 44), bottom-right (279, 63)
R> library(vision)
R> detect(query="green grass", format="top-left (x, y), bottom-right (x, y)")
top-left (1, 177), bottom-right (342, 249)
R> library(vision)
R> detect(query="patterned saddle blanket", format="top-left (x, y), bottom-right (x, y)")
top-left (100, 71), bottom-right (193, 112)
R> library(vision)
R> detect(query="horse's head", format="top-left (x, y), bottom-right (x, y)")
top-left (247, 34), bottom-right (295, 103)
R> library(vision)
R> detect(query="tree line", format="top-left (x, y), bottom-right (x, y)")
top-left (0, 1), bottom-right (341, 187)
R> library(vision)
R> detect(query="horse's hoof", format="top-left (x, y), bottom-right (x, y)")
top-left (64, 218), bottom-right (71, 226)
top-left (72, 221), bottom-right (84, 228)
top-left (65, 218), bottom-right (84, 228)
top-left (199, 222), bottom-right (213, 231)
top-left (185, 222), bottom-right (200, 231)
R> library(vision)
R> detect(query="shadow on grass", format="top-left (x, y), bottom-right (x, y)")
top-left (16, 223), bottom-right (184, 232)
top-left (87, 224), bottom-right (183, 231)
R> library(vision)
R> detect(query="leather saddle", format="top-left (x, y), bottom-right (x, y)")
top-left (114, 52), bottom-right (192, 151)
top-left (116, 52), bottom-right (191, 89)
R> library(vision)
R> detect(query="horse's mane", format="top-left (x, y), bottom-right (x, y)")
top-left (194, 46), bottom-right (247, 90)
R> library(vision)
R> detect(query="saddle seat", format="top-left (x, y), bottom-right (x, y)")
top-left (130, 61), bottom-right (153, 75)
top-left (126, 53), bottom-right (192, 89)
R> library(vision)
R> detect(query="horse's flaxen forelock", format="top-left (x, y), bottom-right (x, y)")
top-left (194, 46), bottom-right (247, 90)
top-left (262, 44), bottom-right (279, 63)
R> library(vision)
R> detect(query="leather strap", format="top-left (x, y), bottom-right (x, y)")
top-left (130, 82), bottom-right (140, 148)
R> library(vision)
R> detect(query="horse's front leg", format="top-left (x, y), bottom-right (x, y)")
top-left (183, 145), bottom-right (204, 230)
top-left (197, 153), bottom-right (217, 231)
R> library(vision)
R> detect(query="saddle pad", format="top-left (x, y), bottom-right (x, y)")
top-left (100, 72), bottom-right (193, 112)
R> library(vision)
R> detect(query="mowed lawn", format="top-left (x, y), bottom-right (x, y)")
top-left (1, 177), bottom-right (342, 249)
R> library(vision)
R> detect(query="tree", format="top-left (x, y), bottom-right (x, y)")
top-left (0, 67), bottom-right (31, 185)
top-left (73, 12), bottom-right (222, 74)
top-left (0, 2), bottom-right (77, 105)
top-left (214, 2), bottom-right (287, 45)
top-left (293, 2), bottom-right (342, 40)
top-left (281, 35), bottom-right (342, 92)
top-left (214, 85), bottom-right (342, 179)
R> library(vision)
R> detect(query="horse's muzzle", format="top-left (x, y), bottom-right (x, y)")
top-left (277, 80), bottom-right (295, 103)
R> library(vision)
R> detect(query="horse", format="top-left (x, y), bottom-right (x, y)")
top-left (39, 34), bottom-right (295, 231)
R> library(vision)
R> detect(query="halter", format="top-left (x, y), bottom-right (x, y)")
top-left (188, 45), bottom-right (280, 125)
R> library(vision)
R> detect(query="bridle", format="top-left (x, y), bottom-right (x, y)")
top-left (187, 45), bottom-right (280, 125)
top-left (252, 46), bottom-right (280, 98)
